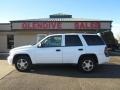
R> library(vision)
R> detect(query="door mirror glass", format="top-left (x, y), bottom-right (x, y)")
top-left (37, 43), bottom-right (41, 48)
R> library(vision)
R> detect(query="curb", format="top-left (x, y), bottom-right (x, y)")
top-left (0, 60), bottom-right (15, 80)
top-left (0, 70), bottom-right (15, 80)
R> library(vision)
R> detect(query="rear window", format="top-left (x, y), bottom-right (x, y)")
top-left (83, 35), bottom-right (105, 45)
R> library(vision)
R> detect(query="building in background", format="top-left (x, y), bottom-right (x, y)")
top-left (0, 14), bottom-right (112, 52)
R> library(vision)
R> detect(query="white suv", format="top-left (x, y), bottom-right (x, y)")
top-left (7, 33), bottom-right (110, 72)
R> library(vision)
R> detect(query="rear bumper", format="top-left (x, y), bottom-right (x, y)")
top-left (101, 57), bottom-right (110, 64)
top-left (105, 57), bottom-right (110, 63)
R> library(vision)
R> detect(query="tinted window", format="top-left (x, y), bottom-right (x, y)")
top-left (41, 35), bottom-right (62, 47)
top-left (83, 35), bottom-right (105, 45)
top-left (65, 35), bottom-right (82, 46)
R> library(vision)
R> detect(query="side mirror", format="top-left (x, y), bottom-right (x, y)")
top-left (37, 43), bottom-right (41, 48)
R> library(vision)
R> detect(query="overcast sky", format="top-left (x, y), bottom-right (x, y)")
top-left (0, 0), bottom-right (120, 39)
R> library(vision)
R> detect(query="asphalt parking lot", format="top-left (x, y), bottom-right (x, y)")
top-left (0, 56), bottom-right (120, 90)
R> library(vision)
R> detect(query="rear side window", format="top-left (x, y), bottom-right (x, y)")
top-left (83, 35), bottom-right (105, 45)
top-left (65, 35), bottom-right (83, 46)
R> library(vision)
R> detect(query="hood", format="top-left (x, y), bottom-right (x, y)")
top-left (10, 45), bottom-right (33, 53)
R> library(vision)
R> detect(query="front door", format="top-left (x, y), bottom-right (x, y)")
top-left (35, 35), bottom-right (62, 63)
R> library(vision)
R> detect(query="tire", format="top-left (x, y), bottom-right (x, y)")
top-left (14, 55), bottom-right (32, 72)
top-left (78, 57), bottom-right (97, 72)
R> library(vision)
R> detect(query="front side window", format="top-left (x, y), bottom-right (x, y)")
top-left (65, 35), bottom-right (83, 46)
top-left (41, 35), bottom-right (62, 47)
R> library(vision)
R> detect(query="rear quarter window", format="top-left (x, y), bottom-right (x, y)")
top-left (83, 35), bottom-right (105, 45)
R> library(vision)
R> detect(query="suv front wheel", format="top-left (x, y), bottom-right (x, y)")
top-left (78, 57), bottom-right (97, 72)
top-left (14, 55), bottom-right (32, 72)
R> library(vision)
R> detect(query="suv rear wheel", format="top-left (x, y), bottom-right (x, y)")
top-left (14, 55), bottom-right (32, 72)
top-left (78, 57), bottom-right (97, 72)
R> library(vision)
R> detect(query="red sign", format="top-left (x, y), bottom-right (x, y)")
top-left (22, 22), bottom-right (62, 29)
top-left (74, 22), bottom-right (100, 29)
top-left (21, 22), bottom-right (100, 30)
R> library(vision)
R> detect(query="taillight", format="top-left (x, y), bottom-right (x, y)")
top-left (104, 46), bottom-right (109, 57)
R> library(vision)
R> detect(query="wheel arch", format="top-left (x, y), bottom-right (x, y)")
top-left (78, 54), bottom-right (98, 64)
top-left (13, 54), bottom-right (32, 64)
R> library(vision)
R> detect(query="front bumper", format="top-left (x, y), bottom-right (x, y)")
top-left (7, 54), bottom-right (14, 65)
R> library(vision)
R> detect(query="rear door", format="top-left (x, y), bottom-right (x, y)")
top-left (62, 35), bottom-right (84, 64)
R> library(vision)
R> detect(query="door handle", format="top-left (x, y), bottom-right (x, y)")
top-left (78, 49), bottom-right (83, 51)
top-left (56, 49), bottom-right (61, 51)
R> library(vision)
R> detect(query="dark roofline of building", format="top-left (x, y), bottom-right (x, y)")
top-left (10, 18), bottom-right (112, 22)
top-left (0, 23), bottom-right (10, 25)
